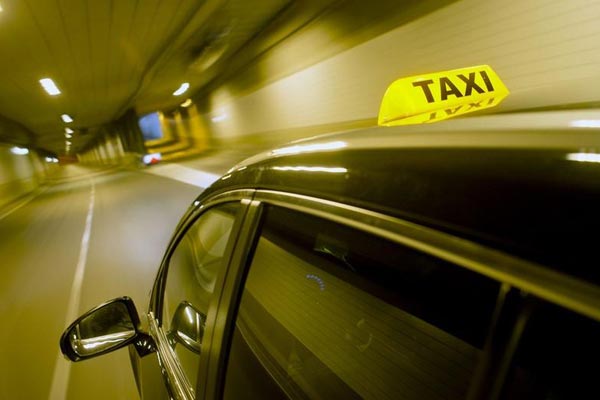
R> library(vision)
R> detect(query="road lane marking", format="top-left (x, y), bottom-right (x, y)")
top-left (0, 186), bottom-right (48, 221)
top-left (143, 164), bottom-right (220, 188)
top-left (48, 182), bottom-right (95, 400)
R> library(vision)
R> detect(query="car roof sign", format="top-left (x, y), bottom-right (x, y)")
top-left (378, 65), bottom-right (509, 126)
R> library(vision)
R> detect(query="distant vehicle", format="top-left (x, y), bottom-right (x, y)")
top-left (60, 67), bottom-right (600, 399)
top-left (143, 152), bottom-right (162, 165)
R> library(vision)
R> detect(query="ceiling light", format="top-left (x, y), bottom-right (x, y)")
top-left (61, 114), bottom-right (73, 123)
top-left (39, 78), bottom-right (61, 96)
top-left (65, 127), bottom-right (74, 134)
top-left (11, 146), bottom-right (29, 155)
top-left (65, 134), bottom-right (72, 139)
top-left (173, 82), bottom-right (189, 96)
top-left (66, 141), bottom-right (71, 145)
top-left (180, 98), bottom-right (193, 107)
top-left (211, 113), bottom-right (227, 123)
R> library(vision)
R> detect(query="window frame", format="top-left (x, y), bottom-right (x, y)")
top-left (202, 189), bottom-right (600, 400)
top-left (146, 189), bottom-right (255, 400)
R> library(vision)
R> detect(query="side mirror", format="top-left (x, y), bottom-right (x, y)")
top-left (60, 297), bottom-right (140, 362)
top-left (167, 301), bottom-right (206, 354)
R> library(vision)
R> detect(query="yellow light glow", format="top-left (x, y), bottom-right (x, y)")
top-left (180, 98), bottom-right (193, 107)
top-left (65, 127), bottom-right (74, 134)
top-left (271, 141), bottom-right (347, 156)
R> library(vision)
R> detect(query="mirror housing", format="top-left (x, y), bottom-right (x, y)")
top-left (167, 301), bottom-right (206, 354)
top-left (60, 297), bottom-right (141, 362)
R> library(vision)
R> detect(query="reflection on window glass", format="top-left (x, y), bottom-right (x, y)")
top-left (501, 302), bottom-right (600, 399)
top-left (223, 206), bottom-right (500, 399)
top-left (162, 202), bottom-right (239, 393)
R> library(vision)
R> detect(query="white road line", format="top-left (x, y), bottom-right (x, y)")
top-left (144, 164), bottom-right (221, 188)
top-left (48, 182), bottom-right (96, 400)
top-left (0, 186), bottom-right (48, 221)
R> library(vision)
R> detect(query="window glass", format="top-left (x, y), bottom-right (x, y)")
top-left (501, 302), bottom-right (600, 399)
top-left (223, 205), bottom-right (500, 400)
top-left (162, 202), bottom-right (239, 393)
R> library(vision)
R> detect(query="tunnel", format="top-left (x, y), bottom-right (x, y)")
top-left (1, 0), bottom-right (600, 399)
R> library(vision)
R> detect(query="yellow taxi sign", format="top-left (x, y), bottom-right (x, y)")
top-left (378, 65), bottom-right (509, 126)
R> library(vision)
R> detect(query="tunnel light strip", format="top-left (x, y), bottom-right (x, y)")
top-left (569, 120), bottom-right (600, 128)
top-left (10, 146), bottom-right (29, 155)
top-left (211, 113), bottom-right (227, 122)
top-left (567, 153), bottom-right (600, 163)
top-left (173, 82), bottom-right (190, 96)
top-left (39, 78), bottom-right (61, 96)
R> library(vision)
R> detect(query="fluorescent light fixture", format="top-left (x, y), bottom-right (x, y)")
top-left (567, 153), bottom-right (600, 163)
top-left (10, 146), bottom-right (29, 155)
top-left (65, 127), bottom-right (74, 134)
top-left (180, 98), bottom-right (193, 108)
top-left (173, 82), bottom-right (190, 96)
top-left (45, 156), bottom-right (53, 162)
top-left (61, 114), bottom-right (73, 123)
top-left (211, 113), bottom-right (227, 123)
top-left (570, 120), bottom-right (600, 128)
top-left (65, 141), bottom-right (71, 145)
top-left (39, 78), bottom-right (61, 96)
top-left (65, 134), bottom-right (72, 139)
top-left (272, 141), bottom-right (347, 156)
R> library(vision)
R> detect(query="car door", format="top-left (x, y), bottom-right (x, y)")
top-left (135, 192), bottom-right (253, 399)
top-left (197, 192), bottom-right (509, 399)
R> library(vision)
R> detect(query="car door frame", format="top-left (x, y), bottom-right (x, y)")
top-left (145, 189), bottom-right (257, 400)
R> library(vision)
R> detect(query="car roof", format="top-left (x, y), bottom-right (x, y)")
top-left (200, 110), bottom-right (600, 285)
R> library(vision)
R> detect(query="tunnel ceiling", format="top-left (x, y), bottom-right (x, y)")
top-left (0, 0), bottom-right (307, 155)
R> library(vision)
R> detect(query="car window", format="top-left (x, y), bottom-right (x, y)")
top-left (222, 205), bottom-right (501, 399)
top-left (162, 202), bottom-right (240, 394)
top-left (501, 302), bottom-right (600, 399)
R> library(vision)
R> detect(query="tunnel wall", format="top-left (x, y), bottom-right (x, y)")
top-left (202, 0), bottom-right (600, 143)
top-left (0, 144), bottom-right (48, 212)
top-left (77, 0), bottom-right (600, 164)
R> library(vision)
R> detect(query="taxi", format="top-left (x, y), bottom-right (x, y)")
top-left (59, 66), bottom-right (600, 399)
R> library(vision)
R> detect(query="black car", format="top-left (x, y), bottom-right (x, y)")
top-left (60, 111), bottom-right (600, 400)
